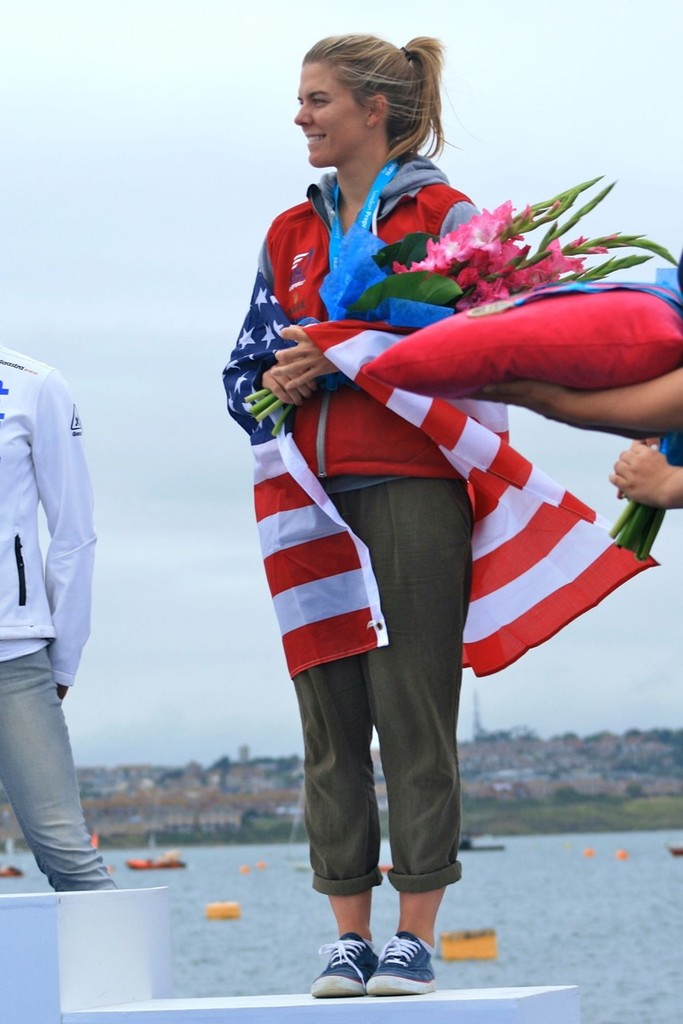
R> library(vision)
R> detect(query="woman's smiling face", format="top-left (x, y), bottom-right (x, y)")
top-left (294, 62), bottom-right (383, 173)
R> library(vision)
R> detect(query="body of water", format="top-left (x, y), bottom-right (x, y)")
top-left (2, 830), bottom-right (680, 1023)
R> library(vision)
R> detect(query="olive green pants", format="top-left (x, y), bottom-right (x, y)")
top-left (293, 477), bottom-right (472, 896)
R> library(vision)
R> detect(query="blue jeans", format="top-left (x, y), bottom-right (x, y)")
top-left (0, 648), bottom-right (115, 891)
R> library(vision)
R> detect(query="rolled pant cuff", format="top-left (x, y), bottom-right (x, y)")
top-left (312, 866), bottom-right (384, 896)
top-left (387, 860), bottom-right (462, 893)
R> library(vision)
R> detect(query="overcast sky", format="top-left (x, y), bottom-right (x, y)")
top-left (1, 0), bottom-right (681, 767)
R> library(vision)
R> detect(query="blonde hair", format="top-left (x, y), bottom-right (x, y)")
top-left (303, 34), bottom-right (445, 162)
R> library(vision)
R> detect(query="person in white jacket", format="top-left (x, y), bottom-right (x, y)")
top-left (0, 344), bottom-right (114, 890)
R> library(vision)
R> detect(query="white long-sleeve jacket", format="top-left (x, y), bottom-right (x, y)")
top-left (0, 345), bottom-right (96, 686)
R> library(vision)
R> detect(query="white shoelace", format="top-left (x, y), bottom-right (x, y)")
top-left (318, 937), bottom-right (369, 982)
top-left (378, 934), bottom-right (422, 966)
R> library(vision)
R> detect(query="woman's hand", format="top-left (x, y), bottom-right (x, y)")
top-left (261, 326), bottom-right (337, 406)
top-left (610, 440), bottom-right (683, 509)
top-left (277, 326), bottom-right (337, 382)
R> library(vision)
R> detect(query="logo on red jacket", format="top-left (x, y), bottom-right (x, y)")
top-left (289, 249), bottom-right (314, 292)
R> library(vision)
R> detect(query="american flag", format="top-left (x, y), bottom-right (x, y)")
top-left (224, 271), bottom-right (653, 679)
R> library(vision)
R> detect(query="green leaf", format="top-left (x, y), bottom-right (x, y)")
top-left (627, 238), bottom-right (677, 263)
top-left (372, 232), bottom-right (439, 271)
top-left (349, 270), bottom-right (462, 313)
top-left (572, 254), bottom-right (653, 281)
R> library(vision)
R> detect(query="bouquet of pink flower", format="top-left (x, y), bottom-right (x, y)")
top-left (346, 176), bottom-right (673, 320)
top-left (246, 179), bottom-right (676, 562)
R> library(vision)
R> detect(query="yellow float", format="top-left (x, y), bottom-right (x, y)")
top-left (440, 928), bottom-right (497, 961)
top-left (205, 901), bottom-right (241, 920)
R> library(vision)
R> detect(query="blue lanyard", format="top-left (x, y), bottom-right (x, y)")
top-left (329, 160), bottom-right (399, 269)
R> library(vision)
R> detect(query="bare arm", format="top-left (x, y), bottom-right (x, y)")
top-left (479, 368), bottom-right (683, 435)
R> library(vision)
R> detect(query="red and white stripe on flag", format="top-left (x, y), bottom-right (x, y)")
top-left (253, 434), bottom-right (388, 677)
top-left (253, 319), bottom-right (653, 678)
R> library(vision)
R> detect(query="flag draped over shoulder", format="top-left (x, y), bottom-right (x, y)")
top-left (224, 272), bottom-right (654, 679)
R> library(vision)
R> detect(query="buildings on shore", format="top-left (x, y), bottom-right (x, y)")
top-left (1, 729), bottom-right (681, 845)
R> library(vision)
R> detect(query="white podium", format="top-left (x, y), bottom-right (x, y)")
top-left (0, 889), bottom-right (581, 1023)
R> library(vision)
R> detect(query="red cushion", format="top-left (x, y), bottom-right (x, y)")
top-left (364, 287), bottom-right (683, 398)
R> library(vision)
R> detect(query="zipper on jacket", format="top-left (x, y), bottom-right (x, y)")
top-left (316, 391), bottom-right (331, 478)
top-left (306, 185), bottom-right (335, 480)
top-left (14, 535), bottom-right (27, 606)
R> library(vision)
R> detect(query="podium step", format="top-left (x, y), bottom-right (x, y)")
top-left (64, 987), bottom-right (580, 1023)
top-left (0, 889), bottom-right (580, 1023)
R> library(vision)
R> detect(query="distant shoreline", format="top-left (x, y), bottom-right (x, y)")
top-left (14, 792), bottom-right (677, 850)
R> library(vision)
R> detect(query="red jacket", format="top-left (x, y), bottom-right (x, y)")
top-left (265, 179), bottom-right (473, 481)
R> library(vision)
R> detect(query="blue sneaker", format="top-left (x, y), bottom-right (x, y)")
top-left (311, 932), bottom-right (378, 998)
top-left (366, 931), bottom-right (436, 996)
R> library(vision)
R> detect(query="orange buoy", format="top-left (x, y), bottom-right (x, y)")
top-left (615, 849), bottom-right (629, 860)
top-left (239, 864), bottom-right (251, 874)
top-left (255, 860), bottom-right (267, 870)
top-left (583, 848), bottom-right (596, 858)
top-left (440, 929), bottom-right (497, 961)
top-left (205, 901), bottom-right (241, 920)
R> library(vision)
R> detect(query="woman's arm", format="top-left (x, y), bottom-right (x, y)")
top-left (479, 368), bottom-right (683, 435)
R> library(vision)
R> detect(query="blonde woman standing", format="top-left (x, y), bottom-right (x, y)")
top-left (225, 34), bottom-right (478, 997)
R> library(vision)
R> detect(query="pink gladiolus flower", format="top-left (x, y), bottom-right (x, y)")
top-left (565, 235), bottom-right (609, 255)
top-left (404, 202), bottom-right (520, 276)
top-left (360, 179), bottom-right (671, 322)
top-left (456, 276), bottom-right (512, 311)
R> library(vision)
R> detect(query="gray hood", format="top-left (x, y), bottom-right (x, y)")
top-left (312, 156), bottom-right (452, 225)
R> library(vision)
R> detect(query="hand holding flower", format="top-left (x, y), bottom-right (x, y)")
top-left (610, 441), bottom-right (683, 509)
top-left (609, 435), bottom-right (683, 559)
top-left (276, 326), bottom-right (338, 390)
top-left (245, 324), bottom-right (337, 436)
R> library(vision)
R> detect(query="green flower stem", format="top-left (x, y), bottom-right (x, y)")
top-left (609, 500), bottom-right (637, 538)
top-left (254, 396), bottom-right (284, 421)
top-left (504, 176), bottom-right (675, 270)
top-left (249, 393), bottom-right (281, 417)
top-left (524, 177), bottom-right (601, 217)
top-left (245, 388), bottom-right (271, 403)
top-left (543, 182), bottom-right (616, 243)
top-left (272, 404), bottom-right (294, 436)
top-left (637, 508), bottom-right (665, 561)
top-left (619, 508), bottom-right (650, 550)
top-left (245, 386), bottom-right (294, 436)
top-left (609, 499), bottom-right (666, 561)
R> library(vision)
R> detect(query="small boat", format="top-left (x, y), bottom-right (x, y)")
top-left (460, 834), bottom-right (505, 852)
top-left (0, 865), bottom-right (24, 878)
top-left (667, 845), bottom-right (683, 857)
top-left (126, 850), bottom-right (186, 870)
